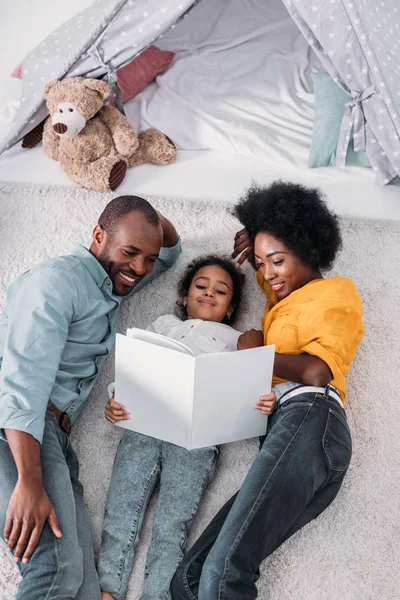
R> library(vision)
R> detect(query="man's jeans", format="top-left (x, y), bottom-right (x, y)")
top-left (0, 410), bottom-right (101, 600)
top-left (97, 430), bottom-right (218, 600)
top-left (170, 390), bottom-right (352, 600)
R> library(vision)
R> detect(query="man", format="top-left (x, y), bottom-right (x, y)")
top-left (0, 195), bottom-right (181, 600)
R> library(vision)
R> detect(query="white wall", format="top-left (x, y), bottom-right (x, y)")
top-left (0, 0), bottom-right (92, 110)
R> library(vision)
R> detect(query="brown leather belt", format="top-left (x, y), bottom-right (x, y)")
top-left (49, 402), bottom-right (72, 436)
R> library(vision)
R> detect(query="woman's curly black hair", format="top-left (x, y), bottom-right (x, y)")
top-left (233, 181), bottom-right (342, 271)
top-left (177, 255), bottom-right (245, 325)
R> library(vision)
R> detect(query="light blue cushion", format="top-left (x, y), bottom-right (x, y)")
top-left (309, 72), bottom-right (370, 168)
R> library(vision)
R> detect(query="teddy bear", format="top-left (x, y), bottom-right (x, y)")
top-left (24, 77), bottom-right (177, 192)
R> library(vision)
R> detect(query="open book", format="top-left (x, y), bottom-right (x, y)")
top-left (115, 328), bottom-right (275, 449)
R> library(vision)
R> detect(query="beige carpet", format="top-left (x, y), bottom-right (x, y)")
top-left (0, 182), bottom-right (399, 600)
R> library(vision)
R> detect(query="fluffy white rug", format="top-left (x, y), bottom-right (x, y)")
top-left (0, 182), bottom-right (399, 600)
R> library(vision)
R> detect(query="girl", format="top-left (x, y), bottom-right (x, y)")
top-left (98, 255), bottom-right (246, 600)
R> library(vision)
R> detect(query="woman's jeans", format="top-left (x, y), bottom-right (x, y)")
top-left (170, 389), bottom-right (352, 600)
top-left (0, 410), bottom-right (101, 600)
top-left (97, 430), bottom-right (218, 600)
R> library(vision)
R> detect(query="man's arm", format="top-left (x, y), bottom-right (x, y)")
top-left (156, 210), bottom-right (179, 248)
top-left (0, 266), bottom-right (77, 441)
top-left (0, 266), bottom-right (78, 562)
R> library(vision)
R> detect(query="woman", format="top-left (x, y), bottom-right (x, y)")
top-left (170, 181), bottom-right (364, 600)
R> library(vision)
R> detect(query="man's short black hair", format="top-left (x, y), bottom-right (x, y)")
top-left (233, 181), bottom-right (342, 271)
top-left (98, 195), bottom-right (160, 237)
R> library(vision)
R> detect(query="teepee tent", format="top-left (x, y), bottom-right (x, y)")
top-left (284, 0), bottom-right (400, 183)
top-left (1, 0), bottom-right (399, 184)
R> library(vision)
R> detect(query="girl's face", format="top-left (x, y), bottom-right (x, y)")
top-left (185, 265), bottom-right (235, 323)
top-left (254, 232), bottom-right (321, 300)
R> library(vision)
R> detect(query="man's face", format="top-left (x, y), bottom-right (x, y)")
top-left (92, 211), bottom-right (164, 296)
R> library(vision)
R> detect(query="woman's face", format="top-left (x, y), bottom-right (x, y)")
top-left (185, 265), bottom-right (234, 323)
top-left (254, 232), bottom-right (321, 300)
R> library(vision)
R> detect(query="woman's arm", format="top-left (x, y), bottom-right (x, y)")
top-left (237, 329), bottom-right (332, 387)
top-left (274, 353), bottom-right (332, 387)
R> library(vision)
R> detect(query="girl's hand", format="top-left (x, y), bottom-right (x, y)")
top-left (237, 329), bottom-right (264, 350)
top-left (255, 391), bottom-right (277, 415)
top-left (105, 396), bottom-right (131, 424)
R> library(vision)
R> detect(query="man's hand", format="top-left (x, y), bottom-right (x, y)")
top-left (156, 211), bottom-right (179, 248)
top-left (5, 479), bottom-right (62, 564)
top-left (105, 396), bottom-right (131, 424)
top-left (4, 429), bottom-right (62, 564)
top-left (232, 228), bottom-right (254, 267)
top-left (255, 391), bottom-right (277, 415)
top-left (237, 329), bottom-right (264, 350)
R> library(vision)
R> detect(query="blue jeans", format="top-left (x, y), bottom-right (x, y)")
top-left (170, 390), bottom-right (352, 600)
top-left (0, 410), bottom-right (101, 600)
top-left (97, 430), bottom-right (218, 600)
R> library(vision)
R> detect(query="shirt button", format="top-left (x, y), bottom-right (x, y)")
top-left (106, 280), bottom-right (111, 285)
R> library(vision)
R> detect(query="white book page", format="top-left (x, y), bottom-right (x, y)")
top-left (126, 327), bottom-right (194, 356)
top-left (115, 334), bottom-right (195, 448)
top-left (190, 345), bottom-right (275, 449)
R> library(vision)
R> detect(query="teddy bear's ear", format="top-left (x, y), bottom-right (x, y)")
top-left (43, 80), bottom-right (60, 97)
top-left (83, 79), bottom-right (110, 101)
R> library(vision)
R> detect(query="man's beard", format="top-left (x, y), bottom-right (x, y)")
top-left (96, 247), bottom-right (111, 276)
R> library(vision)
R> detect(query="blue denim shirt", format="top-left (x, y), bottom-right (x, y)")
top-left (0, 240), bottom-right (181, 443)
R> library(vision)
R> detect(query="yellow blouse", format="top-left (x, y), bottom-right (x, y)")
top-left (257, 271), bottom-right (364, 401)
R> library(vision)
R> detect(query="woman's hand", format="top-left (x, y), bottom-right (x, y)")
top-left (237, 329), bottom-right (264, 350)
top-left (232, 228), bottom-right (254, 267)
top-left (105, 396), bottom-right (131, 424)
top-left (255, 391), bottom-right (277, 415)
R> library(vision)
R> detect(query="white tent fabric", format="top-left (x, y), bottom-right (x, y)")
top-left (0, 0), bottom-right (200, 155)
top-left (282, 0), bottom-right (400, 183)
top-left (136, 0), bottom-right (319, 169)
top-left (0, 0), bottom-right (399, 184)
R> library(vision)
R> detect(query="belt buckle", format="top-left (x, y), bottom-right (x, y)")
top-left (323, 384), bottom-right (332, 400)
top-left (59, 411), bottom-right (71, 436)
